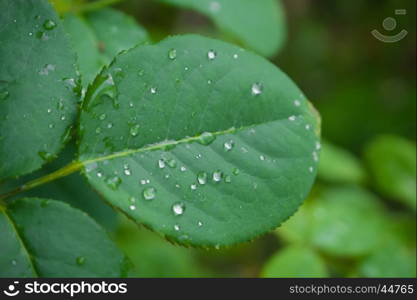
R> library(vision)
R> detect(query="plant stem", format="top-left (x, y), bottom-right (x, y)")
top-left (0, 162), bottom-right (83, 202)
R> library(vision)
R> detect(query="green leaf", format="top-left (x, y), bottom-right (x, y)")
top-left (318, 141), bottom-right (366, 184)
top-left (86, 8), bottom-right (149, 62)
top-left (63, 13), bottom-right (106, 88)
top-left (63, 8), bottom-right (149, 87)
top-left (158, 0), bottom-right (286, 57)
top-left (78, 34), bottom-right (320, 247)
top-left (261, 245), bottom-right (328, 278)
top-left (358, 216), bottom-right (416, 277)
top-left (116, 216), bottom-right (207, 277)
top-left (0, 198), bottom-right (129, 277)
top-left (278, 186), bottom-right (387, 257)
top-left (364, 135), bottom-right (416, 210)
top-left (0, 143), bottom-right (118, 231)
top-left (0, 0), bottom-right (79, 180)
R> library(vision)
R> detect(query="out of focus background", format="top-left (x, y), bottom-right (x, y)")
top-left (5, 0), bottom-right (416, 277)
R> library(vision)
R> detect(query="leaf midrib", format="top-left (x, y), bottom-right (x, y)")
top-left (78, 116), bottom-right (308, 166)
top-left (1, 209), bottom-right (39, 277)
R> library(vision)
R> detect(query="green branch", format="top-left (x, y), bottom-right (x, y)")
top-left (0, 162), bottom-right (83, 202)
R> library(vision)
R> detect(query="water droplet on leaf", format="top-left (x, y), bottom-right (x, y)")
top-left (251, 83), bottom-right (263, 96)
top-left (43, 19), bottom-right (57, 30)
top-left (197, 172), bottom-right (208, 185)
top-left (172, 202), bottom-right (185, 216)
top-left (168, 48), bottom-right (177, 60)
top-left (143, 187), bottom-right (156, 200)
top-left (207, 50), bottom-right (217, 60)
top-left (198, 132), bottom-right (215, 145)
top-left (76, 256), bottom-right (85, 266)
top-left (213, 170), bottom-right (223, 182)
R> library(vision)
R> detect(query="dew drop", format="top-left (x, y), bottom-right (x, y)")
top-left (11, 260), bottom-right (17, 266)
top-left (172, 202), bottom-right (185, 216)
top-left (105, 74), bottom-right (114, 85)
top-left (0, 90), bottom-right (9, 101)
top-left (39, 64), bottom-right (55, 75)
top-left (233, 54), bottom-right (239, 59)
top-left (294, 100), bottom-right (301, 107)
top-left (99, 113), bottom-right (106, 120)
top-left (180, 166), bottom-right (187, 172)
top-left (197, 172), bottom-right (208, 185)
top-left (76, 256), bottom-right (85, 266)
top-left (107, 122), bottom-right (113, 129)
top-left (309, 166), bottom-right (314, 173)
top-left (315, 142), bottom-right (321, 150)
top-left (96, 171), bottom-right (103, 178)
top-left (150, 87), bottom-right (157, 94)
top-left (158, 159), bottom-right (166, 169)
top-left (43, 19), bottom-right (57, 30)
top-left (57, 99), bottom-right (64, 110)
top-left (224, 140), bottom-right (234, 151)
top-left (207, 50), bottom-right (217, 60)
top-left (106, 176), bottom-right (122, 190)
top-left (129, 205), bottom-right (136, 211)
top-left (305, 124), bottom-right (311, 130)
top-left (167, 159), bottom-right (177, 168)
top-left (48, 123), bottom-right (54, 129)
top-left (212, 170), bottom-right (223, 182)
top-left (224, 175), bottom-right (232, 183)
top-left (123, 164), bottom-right (131, 176)
top-left (190, 184), bottom-right (197, 190)
top-left (260, 155), bottom-right (265, 161)
top-left (142, 187), bottom-right (156, 200)
top-left (251, 83), bottom-right (263, 96)
top-left (130, 124), bottom-right (140, 137)
top-left (198, 132), bottom-right (216, 145)
top-left (168, 48), bottom-right (177, 60)
top-left (288, 115), bottom-right (296, 121)
top-left (38, 151), bottom-right (54, 161)
top-left (174, 224), bottom-right (180, 231)
top-left (232, 168), bottom-right (240, 176)
top-left (197, 221), bottom-right (203, 227)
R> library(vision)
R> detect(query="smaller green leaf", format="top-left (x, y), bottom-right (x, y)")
top-left (278, 186), bottom-right (388, 257)
top-left (364, 135), bottom-right (416, 210)
top-left (158, 0), bottom-right (286, 57)
top-left (63, 8), bottom-right (149, 88)
top-left (86, 8), bottom-right (149, 63)
top-left (116, 217), bottom-right (206, 277)
top-left (358, 213), bottom-right (416, 277)
top-left (0, 198), bottom-right (129, 277)
top-left (318, 141), bottom-right (366, 184)
top-left (261, 246), bottom-right (328, 278)
top-left (63, 13), bottom-right (106, 87)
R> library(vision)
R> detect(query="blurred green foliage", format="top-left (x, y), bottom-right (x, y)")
top-left (7, 0), bottom-right (413, 277)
